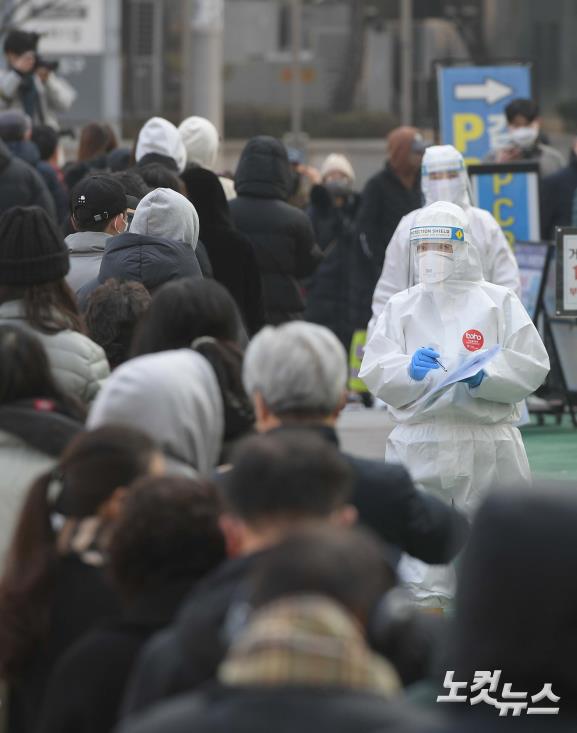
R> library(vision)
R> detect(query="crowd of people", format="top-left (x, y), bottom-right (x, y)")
top-left (0, 25), bottom-right (573, 733)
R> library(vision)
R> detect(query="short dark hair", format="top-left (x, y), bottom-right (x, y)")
top-left (138, 162), bottom-right (186, 195)
top-left (109, 476), bottom-right (226, 600)
top-left (505, 98), bottom-right (539, 124)
top-left (222, 430), bottom-right (353, 524)
top-left (3, 29), bottom-right (39, 56)
top-left (249, 525), bottom-right (396, 624)
top-left (31, 125), bottom-right (58, 161)
top-left (110, 171), bottom-right (149, 201)
top-left (85, 279), bottom-right (151, 369)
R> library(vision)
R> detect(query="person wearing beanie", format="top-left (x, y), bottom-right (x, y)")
top-left (76, 188), bottom-right (203, 309)
top-left (178, 115), bottom-right (236, 200)
top-left (0, 28), bottom-right (77, 130)
top-left (0, 110), bottom-right (67, 223)
top-left (304, 153), bottom-right (362, 349)
top-left (135, 117), bottom-right (187, 174)
top-left (0, 206), bottom-right (109, 403)
top-left (64, 174), bottom-right (128, 292)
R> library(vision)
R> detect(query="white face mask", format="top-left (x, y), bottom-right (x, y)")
top-left (418, 251), bottom-right (454, 284)
top-left (510, 126), bottom-right (539, 151)
top-left (425, 176), bottom-right (468, 206)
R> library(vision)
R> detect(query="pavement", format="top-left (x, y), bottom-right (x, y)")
top-left (338, 407), bottom-right (577, 481)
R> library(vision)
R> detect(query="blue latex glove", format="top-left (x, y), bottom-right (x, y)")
top-left (461, 370), bottom-right (485, 388)
top-left (409, 347), bottom-right (440, 381)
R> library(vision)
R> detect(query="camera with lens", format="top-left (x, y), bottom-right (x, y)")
top-left (35, 56), bottom-right (60, 73)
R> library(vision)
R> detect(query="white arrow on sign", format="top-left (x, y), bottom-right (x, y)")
top-left (454, 78), bottom-right (513, 105)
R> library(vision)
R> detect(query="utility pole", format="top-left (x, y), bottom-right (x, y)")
top-left (181, 0), bottom-right (224, 132)
top-left (400, 0), bottom-right (413, 125)
top-left (290, 0), bottom-right (303, 146)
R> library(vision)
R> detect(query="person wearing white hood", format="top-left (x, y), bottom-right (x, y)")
top-left (88, 349), bottom-right (224, 477)
top-left (179, 116), bottom-right (236, 200)
top-left (367, 145), bottom-right (521, 338)
top-left (76, 187), bottom-right (202, 308)
top-left (135, 117), bottom-right (187, 174)
top-left (360, 201), bottom-right (549, 607)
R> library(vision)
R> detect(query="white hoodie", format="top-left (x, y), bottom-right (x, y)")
top-left (135, 117), bottom-right (187, 174)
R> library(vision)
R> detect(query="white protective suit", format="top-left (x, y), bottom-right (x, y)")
top-left (368, 145), bottom-right (521, 337)
top-left (359, 201), bottom-right (549, 603)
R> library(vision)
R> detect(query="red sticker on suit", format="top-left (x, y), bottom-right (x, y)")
top-left (462, 329), bottom-right (484, 351)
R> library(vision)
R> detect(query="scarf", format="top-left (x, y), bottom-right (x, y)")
top-left (219, 595), bottom-right (400, 696)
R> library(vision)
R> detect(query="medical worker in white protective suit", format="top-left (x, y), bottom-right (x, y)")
top-left (367, 145), bottom-right (520, 338)
top-left (359, 201), bottom-right (549, 606)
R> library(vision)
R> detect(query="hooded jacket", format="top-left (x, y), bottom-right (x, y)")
top-left (181, 167), bottom-right (265, 334)
top-left (135, 118), bottom-right (187, 174)
top-left (76, 189), bottom-right (202, 308)
top-left (88, 349), bottom-right (224, 477)
top-left (229, 136), bottom-right (321, 324)
top-left (179, 116), bottom-right (219, 170)
top-left (0, 138), bottom-right (55, 218)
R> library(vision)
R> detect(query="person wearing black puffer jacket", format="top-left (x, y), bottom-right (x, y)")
top-left (229, 136), bottom-right (322, 325)
top-left (77, 188), bottom-right (202, 309)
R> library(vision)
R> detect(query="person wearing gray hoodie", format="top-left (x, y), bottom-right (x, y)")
top-left (77, 187), bottom-right (203, 309)
top-left (88, 349), bottom-right (224, 477)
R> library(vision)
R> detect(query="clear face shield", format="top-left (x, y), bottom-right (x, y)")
top-left (408, 225), bottom-right (465, 287)
top-left (421, 163), bottom-right (472, 208)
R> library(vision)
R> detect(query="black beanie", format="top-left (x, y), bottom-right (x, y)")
top-left (0, 206), bottom-right (70, 286)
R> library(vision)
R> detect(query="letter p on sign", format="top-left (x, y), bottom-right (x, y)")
top-left (453, 114), bottom-right (484, 156)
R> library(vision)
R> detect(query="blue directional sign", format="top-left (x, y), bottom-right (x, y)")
top-left (437, 65), bottom-right (532, 164)
top-left (468, 162), bottom-right (541, 245)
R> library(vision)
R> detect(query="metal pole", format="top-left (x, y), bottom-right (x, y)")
top-left (400, 0), bottom-right (413, 125)
top-left (102, 0), bottom-right (122, 132)
top-left (290, 0), bottom-right (303, 143)
top-left (182, 0), bottom-right (224, 133)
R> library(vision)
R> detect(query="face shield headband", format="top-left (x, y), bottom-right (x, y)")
top-left (408, 225), bottom-right (466, 287)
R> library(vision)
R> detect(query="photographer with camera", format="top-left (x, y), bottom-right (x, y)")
top-left (0, 29), bottom-right (76, 130)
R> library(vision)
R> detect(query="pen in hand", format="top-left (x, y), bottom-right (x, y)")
top-left (421, 346), bottom-right (448, 372)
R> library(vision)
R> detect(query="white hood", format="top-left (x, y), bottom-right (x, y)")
top-left (411, 201), bottom-right (483, 284)
top-left (130, 187), bottom-right (200, 250)
top-left (88, 349), bottom-right (224, 476)
top-left (421, 145), bottom-right (471, 209)
top-left (135, 117), bottom-right (187, 174)
top-left (178, 116), bottom-right (219, 170)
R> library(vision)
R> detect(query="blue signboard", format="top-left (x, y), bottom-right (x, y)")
top-left (437, 65), bottom-right (532, 164)
top-left (468, 162), bottom-right (541, 245)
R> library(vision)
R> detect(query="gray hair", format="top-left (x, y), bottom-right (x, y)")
top-left (243, 322), bottom-right (348, 416)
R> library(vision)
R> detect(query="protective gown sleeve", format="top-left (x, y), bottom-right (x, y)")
top-left (470, 292), bottom-right (550, 404)
top-left (485, 215), bottom-right (522, 296)
top-left (360, 301), bottom-right (434, 408)
top-left (367, 216), bottom-right (411, 339)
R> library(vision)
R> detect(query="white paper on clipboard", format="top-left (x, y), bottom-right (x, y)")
top-left (411, 345), bottom-right (502, 410)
